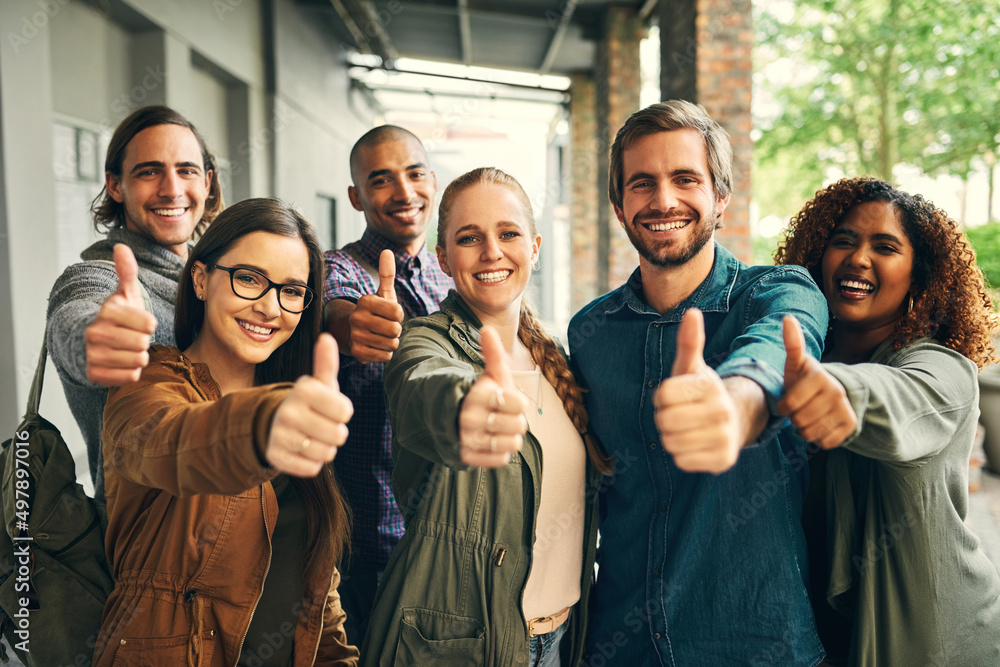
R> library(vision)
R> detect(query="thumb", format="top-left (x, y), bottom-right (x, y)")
top-left (782, 315), bottom-right (808, 388)
top-left (113, 244), bottom-right (144, 308)
top-left (313, 332), bottom-right (341, 388)
top-left (480, 325), bottom-right (513, 388)
top-left (671, 308), bottom-right (707, 376)
top-left (376, 249), bottom-right (397, 302)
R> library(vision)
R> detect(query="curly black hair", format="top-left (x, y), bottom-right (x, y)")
top-left (774, 176), bottom-right (998, 368)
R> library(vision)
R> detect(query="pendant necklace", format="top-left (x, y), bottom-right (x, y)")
top-left (531, 367), bottom-right (543, 415)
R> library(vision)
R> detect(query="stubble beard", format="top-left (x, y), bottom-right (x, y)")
top-left (624, 210), bottom-right (718, 268)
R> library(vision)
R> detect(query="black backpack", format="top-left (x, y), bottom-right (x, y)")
top-left (0, 338), bottom-right (114, 666)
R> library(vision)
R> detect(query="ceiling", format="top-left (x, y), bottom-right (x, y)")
top-left (298, 0), bottom-right (656, 76)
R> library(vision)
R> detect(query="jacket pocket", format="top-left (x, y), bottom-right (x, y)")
top-left (395, 607), bottom-right (485, 666)
top-left (110, 632), bottom-right (216, 667)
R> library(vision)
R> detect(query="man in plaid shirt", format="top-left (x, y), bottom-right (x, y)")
top-left (323, 125), bottom-right (453, 646)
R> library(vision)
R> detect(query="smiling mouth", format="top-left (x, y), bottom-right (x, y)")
top-left (388, 206), bottom-right (423, 223)
top-left (837, 278), bottom-right (875, 297)
top-left (643, 220), bottom-right (689, 232)
top-left (150, 207), bottom-right (189, 218)
top-left (238, 319), bottom-right (275, 336)
top-left (475, 270), bottom-right (511, 283)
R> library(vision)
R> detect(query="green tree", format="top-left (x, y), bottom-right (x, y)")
top-left (754, 0), bottom-right (1000, 220)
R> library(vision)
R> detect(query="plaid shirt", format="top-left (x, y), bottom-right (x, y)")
top-left (323, 228), bottom-right (453, 566)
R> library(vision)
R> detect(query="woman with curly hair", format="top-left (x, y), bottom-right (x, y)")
top-left (774, 176), bottom-right (1000, 666)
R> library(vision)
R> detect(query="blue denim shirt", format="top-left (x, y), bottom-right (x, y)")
top-left (568, 244), bottom-right (827, 667)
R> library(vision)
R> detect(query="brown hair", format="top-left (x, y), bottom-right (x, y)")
top-left (775, 176), bottom-right (999, 368)
top-left (609, 100), bottom-right (733, 210)
top-left (92, 105), bottom-right (223, 237)
top-left (176, 197), bottom-right (350, 579)
top-left (439, 167), bottom-right (613, 475)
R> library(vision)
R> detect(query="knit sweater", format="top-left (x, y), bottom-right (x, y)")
top-left (46, 227), bottom-right (188, 499)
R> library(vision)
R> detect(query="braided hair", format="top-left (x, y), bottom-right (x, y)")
top-left (439, 167), bottom-right (613, 474)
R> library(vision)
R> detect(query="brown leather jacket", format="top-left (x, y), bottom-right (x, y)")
top-left (96, 346), bottom-right (358, 667)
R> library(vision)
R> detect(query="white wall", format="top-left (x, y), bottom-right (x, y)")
top-left (0, 0), bottom-right (377, 490)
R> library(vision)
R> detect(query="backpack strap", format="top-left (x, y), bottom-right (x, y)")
top-left (25, 336), bottom-right (48, 419)
top-left (91, 259), bottom-right (154, 314)
top-left (343, 245), bottom-right (380, 284)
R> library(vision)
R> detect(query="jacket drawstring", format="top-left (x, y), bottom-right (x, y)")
top-left (185, 589), bottom-right (204, 667)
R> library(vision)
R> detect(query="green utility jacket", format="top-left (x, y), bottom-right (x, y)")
top-left (816, 338), bottom-right (1000, 666)
top-left (361, 292), bottom-right (602, 666)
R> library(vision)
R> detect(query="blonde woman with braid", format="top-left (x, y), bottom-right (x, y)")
top-left (361, 167), bottom-right (611, 666)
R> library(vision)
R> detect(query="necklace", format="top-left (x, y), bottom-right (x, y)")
top-left (528, 367), bottom-right (543, 415)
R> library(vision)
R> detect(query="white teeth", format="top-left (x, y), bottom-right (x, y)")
top-left (390, 208), bottom-right (420, 221)
top-left (840, 279), bottom-right (874, 292)
top-left (239, 321), bottom-right (274, 335)
top-left (648, 220), bottom-right (688, 231)
top-left (475, 270), bottom-right (511, 283)
top-left (152, 208), bottom-right (185, 217)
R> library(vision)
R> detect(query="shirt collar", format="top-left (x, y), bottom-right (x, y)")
top-left (607, 242), bottom-right (740, 320)
top-left (357, 227), bottom-right (432, 275)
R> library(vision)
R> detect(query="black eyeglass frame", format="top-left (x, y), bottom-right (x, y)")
top-left (209, 264), bottom-right (316, 314)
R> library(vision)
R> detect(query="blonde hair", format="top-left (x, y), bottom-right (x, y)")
top-left (439, 167), bottom-right (613, 475)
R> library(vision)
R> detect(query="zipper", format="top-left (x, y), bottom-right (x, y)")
top-left (234, 485), bottom-right (272, 667)
top-left (494, 546), bottom-right (507, 567)
top-left (309, 567), bottom-right (339, 665)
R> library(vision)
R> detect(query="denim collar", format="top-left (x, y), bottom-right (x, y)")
top-left (606, 242), bottom-right (740, 321)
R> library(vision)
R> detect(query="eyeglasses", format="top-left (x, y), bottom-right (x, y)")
top-left (210, 264), bottom-right (315, 314)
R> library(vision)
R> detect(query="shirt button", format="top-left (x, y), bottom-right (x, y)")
top-left (654, 632), bottom-right (661, 639)
top-left (658, 504), bottom-right (666, 513)
top-left (649, 442), bottom-right (657, 450)
top-left (652, 569), bottom-right (660, 576)
top-left (647, 381), bottom-right (655, 388)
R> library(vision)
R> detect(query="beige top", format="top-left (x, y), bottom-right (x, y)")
top-left (512, 368), bottom-right (586, 621)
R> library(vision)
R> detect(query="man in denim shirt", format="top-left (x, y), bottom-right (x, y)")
top-left (569, 101), bottom-right (827, 666)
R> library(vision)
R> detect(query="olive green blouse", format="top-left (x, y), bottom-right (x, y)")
top-left (815, 338), bottom-right (1000, 666)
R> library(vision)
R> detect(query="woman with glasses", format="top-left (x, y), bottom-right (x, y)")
top-left (97, 198), bottom-right (358, 666)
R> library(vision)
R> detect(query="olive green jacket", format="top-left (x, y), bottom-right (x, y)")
top-left (818, 338), bottom-right (1000, 666)
top-left (361, 292), bottom-right (602, 666)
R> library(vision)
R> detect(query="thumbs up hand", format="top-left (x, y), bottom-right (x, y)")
top-left (348, 249), bottom-right (406, 363)
top-left (776, 316), bottom-right (856, 449)
top-left (85, 244), bottom-right (158, 386)
top-left (267, 333), bottom-right (354, 477)
top-left (458, 326), bottom-right (528, 468)
top-left (653, 308), bottom-right (741, 474)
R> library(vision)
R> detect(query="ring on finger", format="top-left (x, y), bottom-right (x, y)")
top-left (488, 387), bottom-right (506, 411)
top-left (301, 437), bottom-right (311, 450)
top-left (486, 412), bottom-right (498, 433)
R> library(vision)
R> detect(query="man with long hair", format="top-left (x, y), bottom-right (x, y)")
top-left (46, 105), bottom-right (222, 499)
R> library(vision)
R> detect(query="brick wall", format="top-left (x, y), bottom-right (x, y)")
top-left (696, 0), bottom-right (753, 261)
top-left (569, 74), bottom-right (599, 313)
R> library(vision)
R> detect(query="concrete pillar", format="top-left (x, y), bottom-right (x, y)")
top-left (569, 73), bottom-right (599, 313)
top-left (0, 0), bottom-right (60, 428)
top-left (595, 5), bottom-right (642, 294)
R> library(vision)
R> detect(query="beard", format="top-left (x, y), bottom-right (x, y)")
top-left (623, 209), bottom-right (718, 268)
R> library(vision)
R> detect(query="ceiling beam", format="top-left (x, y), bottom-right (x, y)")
top-left (639, 0), bottom-right (659, 22)
top-left (539, 0), bottom-right (579, 74)
top-left (328, 0), bottom-right (399, 62)
top-left (458, 0), bottom-right (472, 65)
